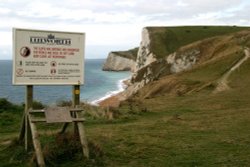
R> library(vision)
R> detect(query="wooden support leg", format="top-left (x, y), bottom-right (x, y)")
top-left (72, 85), bottom-right (89, 158)
top-left (60, 123), bottom-right (69, 134)
top-left (19, 113), bottom-right (26, 141)
top-left (76, 112), bottom-right (89, 159)
top-left (28, 115), bottom-right (45, 167)
top-left (25, 85), bottom-right (33, 151)
top-left (25, 113), bottom-right (29, 150)
top-left (19, 113), bottom-right (31, 151)
top-left (72, 85), bottom-right (80, 135)
top-left (25, 112), bottom-right (32, 151)
top-left (73, 112), bottom-right (79, 135)
top-left (77, 121), bottom-right (89, 159)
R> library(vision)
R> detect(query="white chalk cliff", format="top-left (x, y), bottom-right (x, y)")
top-left (135, 28), bottom-right (157, 71)
top-left (102, 52), bottom-right (136, 72)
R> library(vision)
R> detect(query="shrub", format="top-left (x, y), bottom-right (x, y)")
top-left (56, 100), bottom-right (72, 107)
top-left (32, 101), bottom-right (46, 109)
top-left (0, 98), bottom-right (13, 110)
top-left (0, 98), bottom-right (24, 112)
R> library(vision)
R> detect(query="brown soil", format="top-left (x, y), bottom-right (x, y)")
top-left (98, 93), bottom-right (123, 108)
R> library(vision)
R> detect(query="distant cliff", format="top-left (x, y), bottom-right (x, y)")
top-left (102, 48), bottom-right (138, 72)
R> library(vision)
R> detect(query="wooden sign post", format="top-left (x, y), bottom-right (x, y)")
top-left (19, 85), bottom-right (34, 150)
top-left (25, 85), bottom-right (33, 151)
top-left (72, 85), bottom-right (89, 158)
top-left (13, 28), bottom-right (88, 166)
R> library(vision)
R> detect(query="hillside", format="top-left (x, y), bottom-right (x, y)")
top-left (122, 26), bottom-right (250, 101)
top-left (132, 30), bottom-right (250, 97)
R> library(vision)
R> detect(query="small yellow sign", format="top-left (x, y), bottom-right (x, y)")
top-left (75, 90), bottom-right (80, 95)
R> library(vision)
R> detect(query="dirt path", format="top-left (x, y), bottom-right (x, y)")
top-left (215, 47), bottom-right (250, 92)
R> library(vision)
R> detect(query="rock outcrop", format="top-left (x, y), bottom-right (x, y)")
top-left (102, 48), bottom-right (138, 72)
top-left (102, 52), bottom-right (136, 71)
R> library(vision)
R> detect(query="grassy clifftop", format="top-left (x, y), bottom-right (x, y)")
top-left (147, 26), bottom-right (250, 58)
top-left (111, 47), bottom-right (138, 61)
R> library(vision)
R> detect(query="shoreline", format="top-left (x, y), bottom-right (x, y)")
top-left (98, 92), bottom-right (124, 108)
top-left (90, 77), bottom-right (130, 107)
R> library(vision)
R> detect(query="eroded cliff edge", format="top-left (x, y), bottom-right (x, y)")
top-left (102, 48), bottom-right (138, 72)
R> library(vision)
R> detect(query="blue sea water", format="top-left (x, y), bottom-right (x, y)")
top-left (0, 60), bottom-right (130, 105)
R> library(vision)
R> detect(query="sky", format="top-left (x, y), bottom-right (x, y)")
top-left (0, 0), bottom-right (249, 59)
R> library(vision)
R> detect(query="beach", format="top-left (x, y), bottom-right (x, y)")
top-left (92, 78), bottom-right (130, 108)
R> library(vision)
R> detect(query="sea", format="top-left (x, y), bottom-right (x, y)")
top-left (0, 59), bottom-right (131, 105)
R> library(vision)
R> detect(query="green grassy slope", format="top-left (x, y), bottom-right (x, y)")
top-left (104, 47), bottom-right (250, 166)
top-left (111, 47), bottom-right (138, 61)
top-left (147, 26), bottom-right (250, 58)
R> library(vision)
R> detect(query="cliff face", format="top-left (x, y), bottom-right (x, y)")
top-left (102, 48), bottom-right (138, 72)
top-left (102, 52), bottom-right (135, 71)
top-left (135, 28), bottom-right (157, 71)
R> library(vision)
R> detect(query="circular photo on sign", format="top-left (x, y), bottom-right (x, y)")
top-left (50, 61), bottom-right (57, 67)
top-left (20, 46), bottom-right (31, 58)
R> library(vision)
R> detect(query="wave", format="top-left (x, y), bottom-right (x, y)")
top-left (91, 77), bottom-right (129, 105)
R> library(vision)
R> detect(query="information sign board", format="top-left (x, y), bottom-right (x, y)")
top-left (13, 28), bottom-right (85, 85)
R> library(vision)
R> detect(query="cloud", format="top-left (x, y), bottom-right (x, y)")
top-left (1, 0), bottom-right (249, 24)
top-left (0, 0), bottom-right (250, 59)
top-left (115, 1), bottom-right (136, 7)
top-left (0, 7), bottom-right (11, 14)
